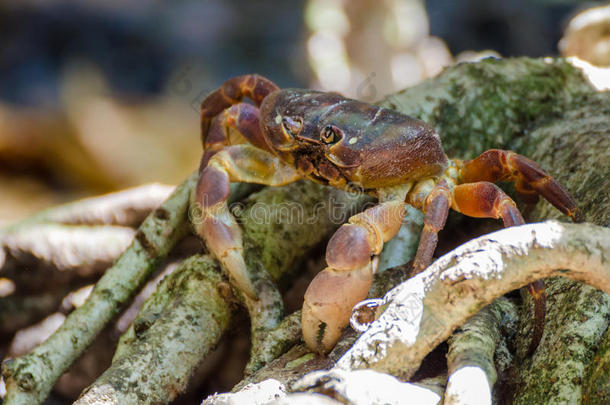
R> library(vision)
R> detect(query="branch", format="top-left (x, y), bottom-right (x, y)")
top-left (246, 309), bottom-right (303, 376)
top-left (0, 184), bottom-right (175, 289)
top-left (5, 183), bottom-right (175, 229)
top-left (76, 181), bottom-right (370, 404)
top-left (208, 369), bottom-right (442, 405)
top-left (75, 255), bottom-right (230, 405)
top-left (335, 221), bottom-right (610, 378)
top-left (1, 174), bottom-right (197, 405)
top-left (291, 369), bottom-right (441, 404)
top-left (444, 298), bottom-right (517, 405)
top-left (1, 225), bottom-right (135, 287)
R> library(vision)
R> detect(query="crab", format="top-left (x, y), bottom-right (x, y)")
top-left (192, 74), bottom-right (582, 354)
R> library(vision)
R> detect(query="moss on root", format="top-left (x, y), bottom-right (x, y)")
top-left (583, 326), bottom-right (610, 404)
top-left (381, 57), bottom-right (608, 404)
top-left (380, 57), bottom-right (594, 158)
top-left (238, 181), bottom-right (367, 283)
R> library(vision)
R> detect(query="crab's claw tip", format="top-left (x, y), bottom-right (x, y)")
top-left (220, 250), bottom-right (259, 300)
top-left (301, 265), bottom-right (374, 354)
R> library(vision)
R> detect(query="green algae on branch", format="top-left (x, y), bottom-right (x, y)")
top-left (379, 58), bottom-right (595, 158)
top-left (76, 255), bottom-right (231, 405)
top-left (583, 326), bottom-right (610, 405)
top-left (77, 181), bottom-right (370, 404)
top-left (2, 173), bottom-right (198, 405)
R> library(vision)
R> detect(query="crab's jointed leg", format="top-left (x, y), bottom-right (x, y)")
top-left (411, 180), bottom-right (451, 275)
top-left (408, 177), bottom-right (546, 352)
top-left (450, 181), bottom-right (545, 353)
top-left (457, 149), bottom-right (583, 353)
top-left (202, 102), bottom-right (274, 167)
top-left (200, 74), bottom-right (279, 139)
top-left (459, 149), bottom-right (582, 222)
top-left (194, 145), bottom-right (301, 299)
top-left (302, 199), bottom-right (406, 353)
top-left (196, 74), bottom-right (286, 298)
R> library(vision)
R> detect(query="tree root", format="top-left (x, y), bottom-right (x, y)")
top-left (336, 221), bottom-right (610, 378)
top-left (6, 183), bottom-right (175, 229)
top-left (445, 298), bottom-right (517, 405)
top-left (75, 255), bottom-right (231, 404)
top-left (1, 174), bottom-right (197, 405)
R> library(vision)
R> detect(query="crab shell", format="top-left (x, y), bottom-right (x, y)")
top-left (259, 89), bottom-right (448, 190)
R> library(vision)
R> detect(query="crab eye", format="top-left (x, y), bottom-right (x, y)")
top-left (281, 116), bottom-right (303, 136)
top-left (321, 125), bottom-right (343, 144)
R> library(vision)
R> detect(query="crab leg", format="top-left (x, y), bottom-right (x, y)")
top-left (202, 102), bottom-right (274, 167)
top-left (411, 180), bottom-right (451, 275)
top-left (302, 199), bottom-right (406, 353)
top-left (200, 74), bottom-right (279, 142)
top-left (194, 145), bottom-right (300, 299)
top-left (459, 149), bottom-right (582, 222)
top-left (451, 181), bottom-right (545, 353)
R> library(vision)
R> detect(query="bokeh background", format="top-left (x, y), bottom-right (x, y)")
top-left (1, 0), bottom-right (608, 226)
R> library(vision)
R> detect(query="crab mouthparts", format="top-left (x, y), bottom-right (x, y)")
top-left (295, 135), bottom-right (322, 145)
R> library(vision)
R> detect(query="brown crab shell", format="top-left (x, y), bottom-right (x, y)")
top-left (260, 89), bottom-right (448, 189)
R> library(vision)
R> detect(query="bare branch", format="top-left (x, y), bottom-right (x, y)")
top-left (1, 224), bottom-right (134, 279)
top-left (1, 173), bottom-right (197, 405)
top-left (293, 369), bottom-right (441, 404)
top-left (444, 298), bottom-right (516, 405)
top-left (7, 183), bottom-right (175, 229)
top-left (335, 221), bottom-right (610, 379)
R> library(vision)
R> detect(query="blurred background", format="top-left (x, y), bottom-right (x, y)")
top-left (0, 0), bottom-right (608, 225)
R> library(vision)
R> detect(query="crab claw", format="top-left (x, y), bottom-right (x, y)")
top-left (302, 262), bottom-right (375, 354)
